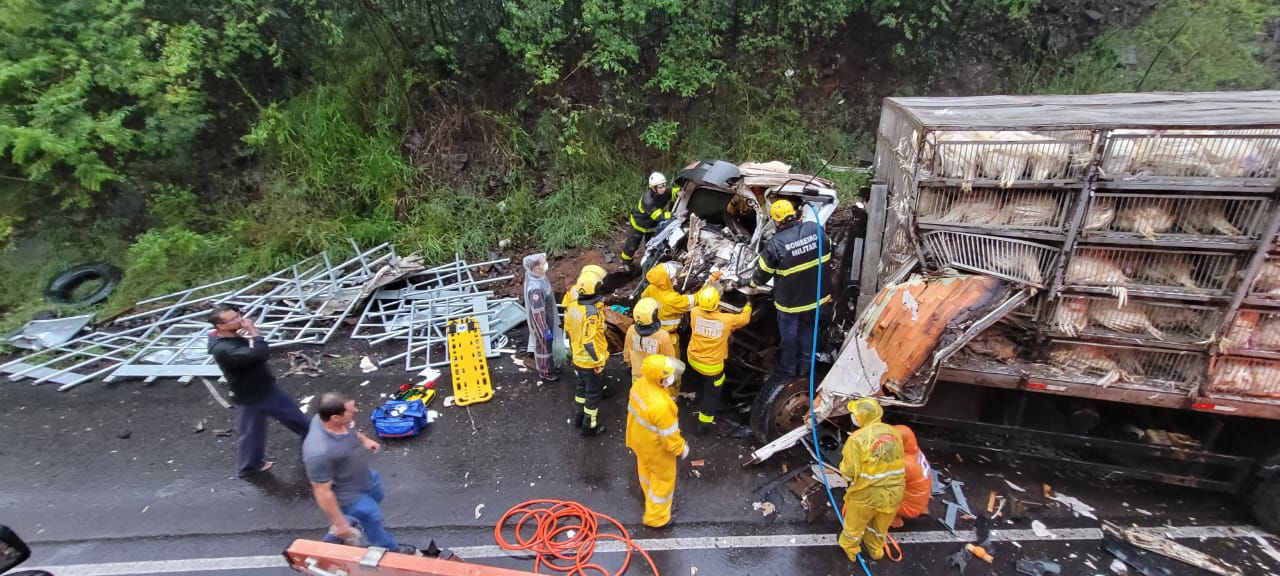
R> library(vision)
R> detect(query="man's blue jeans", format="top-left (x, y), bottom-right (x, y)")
top-left (776, 309), bottom-right (818, 381)
top-left (341, 469), bottom-right (398, 549)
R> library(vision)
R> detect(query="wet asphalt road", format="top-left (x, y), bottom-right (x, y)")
top-left (3, 339), bottom-right (1280, 576)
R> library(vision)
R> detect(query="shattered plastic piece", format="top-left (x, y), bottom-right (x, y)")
top-left (1048, 492), bottom-right (1097, 520)
top-left (444, 396), bottom-right (455, 407)
top-left (1110, 559), bottom-right (1130, 575)
top-left (1031, 520), bottom-right (1054, 539)
top-left (359, 380), bottom-right (370, 386)
top-left (1005, 479), bottom-right (1027, 493)
top-left (474, 503), bottom-right (485, 519)
top-left (427, 410), bottom-right (440, 424)
top-left (360, 356), bottom-right (378, 373)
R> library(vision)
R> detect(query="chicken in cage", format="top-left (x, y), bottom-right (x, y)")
top-left (1221, 312), bottom-right (1280, 353)
top-left (988, 251), bottom-right (1045, 286)
top-left (1210, 359), bottom-right (1280, 399)
top-left (1066, 252), bottom-right (1130, 305)
top-left (1055, 297), bottom-right (1089, 337)
top-left (1113, 198), bottom-right (1176, 240)
top-left (933, 130), bottom-right (1084, 190)
top-left (1137, 254), bottom-right (1199, 289)
top-left (997, 191), bottom-right (1060, 227)
top-left (1084, 198), bottom-right (1116, 231)
top-left (1085, 301), bottom-right (1165, 340)
top-left (1102, 129), bottom-right (1280, 179)
top-left (963, 329), bottom-right (1019, 361)
top-left (936, 192), bottom-right (1002, 225)
top-left (1049, 344), bottom-right (1140, 387)
top-left (1178, 200), bottom-right (1244, 237)
top-left (1253, 261), bottom-right (1280, 296)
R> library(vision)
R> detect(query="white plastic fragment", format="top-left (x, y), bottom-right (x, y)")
top-left (1031, 520), bottom-right (1054, 539)
top-left (1004, 479), bottom-right (1027, 492)
top-left (444, 396), bottom-right (456, 407)
top-left (360, 356), bottom-right (378, 373)
top-left (474, 503), bottom-right (485, 519)
top-left (1049, 492), bottom-right (1098, 520)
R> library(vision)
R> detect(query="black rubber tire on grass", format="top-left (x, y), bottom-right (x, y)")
top-left (44, 262), bottom-right (121, 307)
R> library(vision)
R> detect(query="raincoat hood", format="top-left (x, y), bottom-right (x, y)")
top-left (894, 424), bottom-right (919, 454)
top-left (848, 397), bottom-right (884, 429)
top-left (645, 262), bottom-right (678, 291)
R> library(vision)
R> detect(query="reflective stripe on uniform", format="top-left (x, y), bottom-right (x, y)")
top-left (627, 406), bottom-right (680, 436)
top-left (860, 468), bottom-right (906, 481)
top-left (630, 215), bottom-right (655, 233)
top-left (775, 294), bottom-right (832, 313)
top-left (687, 357), bottom-right (723, 376)
top-left (774, 253), bottom-right (832, 277)
top-left (757, 256), bottom-right (776, 274)
top-left (697, 412), bottom-right (715, 423)
top-left (660, 318), bottom-right (681, 327)
top-left (574, 396), bottom-right (585, 404)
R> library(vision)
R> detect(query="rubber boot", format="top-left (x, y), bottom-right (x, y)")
top-left (581, 412), bottom-right (607, 437)
top-left (570, 406), bottom-right (584, 428)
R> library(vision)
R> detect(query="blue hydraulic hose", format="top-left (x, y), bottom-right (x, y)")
top-left (805, 204), bottom-right (872, 576)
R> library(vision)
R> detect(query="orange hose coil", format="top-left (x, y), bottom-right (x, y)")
top-left (494, 499), bottom-right (659, 576)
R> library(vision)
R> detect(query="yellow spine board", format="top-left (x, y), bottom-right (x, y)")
top-left (447, 317), bottom-right (494, 406)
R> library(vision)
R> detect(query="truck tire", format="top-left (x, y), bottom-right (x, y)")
top-left (750, 376), bottom-right (812, 444)
top-left (44, 263), bottom-right (121, 307)
top-left (1249, 473), bottom-right (1280, 534)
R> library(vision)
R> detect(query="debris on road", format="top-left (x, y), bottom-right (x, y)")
top-left (1031, 520), bottom-right (1054, 539)
top-left (1110, 558), bottom-right (1130, 575)
top-left (115, 429), bottom-right (132, 440)
top-left (1015, 559), bottom-right (1062, 576)
top-left (360, 356), bottom-right (378, 373)
top-left (8, 314), bottom-right (94, 350)
top-left (751, 501), bottom-right (776, 517)
top-left (1105, 521), bottom-right (1242, 576)
top-left (214, 428), bottom-right (234, 437)
top-left (193, 419), bottom-right (205, 433)
top-left (474, 503), bottom-right (485, 519)
top-left (1004, 479), bottom-right (1027, 493)
top-left (284, 351), bottom-right (324, 377)
top-left (1048, 491), bottom-right (1097, 520)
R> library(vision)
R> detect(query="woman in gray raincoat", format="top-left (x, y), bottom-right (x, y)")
top-left (523, 253), bottom-right (560, 382)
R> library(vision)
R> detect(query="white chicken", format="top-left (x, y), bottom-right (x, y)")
top-left (1220, 312), bottom-right (1259, 353)
top-left (1210, 360), bottom-right (1280, 398)
top-left (1066, 252), bottom-right (1130, 306)
top-left (988, 250), bottom-right (1044, 286)
top-left (1114, 198), bottom-right (1176, 240)
top-left (935, 131), bottom-right (989, 190)
top-left (1087, 301), bottom-right (1165, 340)
top-left (1054, 297), bottom-right (1089, 337)
top-left (937, 192), bottom-right (1001, 225)
top-left (1178, 200), bottom-right (1243, 236)
top-left (1083, 198), bottom-right (1116, 231)
top-left (1257, 317), bottom-right (1280, 351)
top-left (1051, 344), bottom-right (1131, 387)
top-left (998, 191), bottom-right (1059, 227)
top-left (1139, 254), bottom-right (1198, 289)
top-left (1252, 261), bottom-right (1280, 295)
top-left (965, 330), bottom-right (1019, 361)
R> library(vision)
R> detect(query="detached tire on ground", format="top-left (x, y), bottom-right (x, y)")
top-left (750, 376), bottom-right (812, 444)
top-left (44, 263), bottom-right (121, 308)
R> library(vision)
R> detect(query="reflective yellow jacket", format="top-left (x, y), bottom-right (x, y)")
top-left (687, 306), bottom-right (751, 375)
top-left (839, 400), bottom-right (906, 508)
top-left (565, 298), bottom-right (608, 369)
top-left (623, 325), bottom-right (677, 381)
top-left (626, 373), bottom-right (687, 457)
top-left (641, 263), bottom-right (696, 333)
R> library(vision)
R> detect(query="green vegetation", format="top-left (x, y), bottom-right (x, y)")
top-left (0, 0), bottom-right (1276, 327)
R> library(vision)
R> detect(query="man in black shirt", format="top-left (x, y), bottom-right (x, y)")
top-left (207, 304), bottom-right (309, 477)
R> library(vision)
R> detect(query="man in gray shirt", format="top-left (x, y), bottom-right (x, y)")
top-left (303, 393), bottom-right (413, 553)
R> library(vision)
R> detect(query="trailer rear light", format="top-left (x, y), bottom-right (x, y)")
top-left (1192, 402), bottom-right (1239, 413)
top-left (1025, 381), bottom-right (1067, 392)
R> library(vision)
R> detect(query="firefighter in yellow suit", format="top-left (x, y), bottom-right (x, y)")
top-left (623, 298), bottom-right (678, 383)
top-left (641, 262), bottom-right (696, 349)
top-left (687, 285), bottom-right (751, 434)
top-left (565, 270), bottom-right (610, 436)
top-left (627, 354), bottom-right (689, 528)
top-left (837, 397), bottom-right (905, 563)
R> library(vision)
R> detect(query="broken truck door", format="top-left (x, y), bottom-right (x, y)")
top-left (748, 270), bottom-right (1032, 464)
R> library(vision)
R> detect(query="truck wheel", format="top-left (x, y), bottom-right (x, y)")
top-left (1249, 473), bottom-right (1280, 534)
top-left (750, 376), bottom-right (812, 444)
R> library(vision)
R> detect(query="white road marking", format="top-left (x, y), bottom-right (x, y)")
top-left (27, 524), bottom-right (1273, 575)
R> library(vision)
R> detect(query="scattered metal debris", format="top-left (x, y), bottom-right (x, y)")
top-left (1100, 529), bottom-right (1174, 576)
top-left (1015, 558), bottom-right (1061, 576)
top-left (1048, 491), bottom-right (1097, 520)
top-left (7, 314), bottom-right (94, 350)
top-left (1105, 521), bottom-right (1242, 576)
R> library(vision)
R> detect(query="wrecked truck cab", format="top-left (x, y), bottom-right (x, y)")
top-left (639, 160), bottom-right (841, 295)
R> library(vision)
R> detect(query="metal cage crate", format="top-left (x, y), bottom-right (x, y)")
top-left (1251, 257), bottom-right (1280, 299)
top-left (1051, 295), bottom-right (1223, 344)
top-left (1208, 357), bottom-right (1280, 399)
top-left (923, 130), bottom-right (1092, 186)
top-left (1099, 129), bottom-right (1280, 183)
top-left (1043, 341), bottom-right (1206, 394)
top-left (1221, 310), bottom-right (1280, 353)
top-left (1081, 192), bottom-right (1269, 244)
top-left (1065, 247), bottom-right (1243, 297)
top-left (921, 231), bottom-right (1060, 288)
top-left (916, 186), bottom-right (1073, 232)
